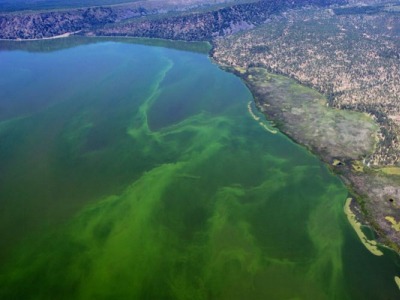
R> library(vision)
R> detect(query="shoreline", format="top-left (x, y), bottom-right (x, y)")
top-left (0, 31), bottom-right (80, 42)
top-left (0, 32), bottom-right (74, 42)
top-left (228, 66), bottom-right (400, 254)
top-left (247, 101), bottom-right (277, 134)
top-left (344, 198), bottom-right (383, 256)
top-left (0, 34), bottom-right (212, 55)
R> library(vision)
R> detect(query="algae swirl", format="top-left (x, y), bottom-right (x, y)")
top-left (0, 38), bottom-right (399, 299)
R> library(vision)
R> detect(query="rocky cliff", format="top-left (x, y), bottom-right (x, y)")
top-left (93, 0), bottom-right (348, 41)
top-left (0, 0), bottom-right (347, 40)
top-left (0, 7), bottom-right (117, 39)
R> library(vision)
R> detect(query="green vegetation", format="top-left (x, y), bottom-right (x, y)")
top-left (213, 7), bottom-right (400, 166)
top-left (243, 68), bottom-right (378, 162)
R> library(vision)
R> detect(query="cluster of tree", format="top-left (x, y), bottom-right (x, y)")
top-left (0, 7), bottom-right (117, 39)
top-left (334, 5), bottom-right (383, 15)
top-left (94, 0), bottom-right (347, 41)
top-left (0, 0), bottom-right (349, 40)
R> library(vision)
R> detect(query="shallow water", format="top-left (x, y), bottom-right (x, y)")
top-left (0, 37), bottom-right (399, 299)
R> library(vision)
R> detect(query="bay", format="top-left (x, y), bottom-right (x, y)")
top-left (0, 37), bottom-right (399, 299)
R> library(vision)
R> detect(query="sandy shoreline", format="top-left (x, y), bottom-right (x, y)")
top-left (344, 198), bottom-right (383, 256)
top-left (0, 31), bottom-right (80, 42)
top-left (247, 101), bottom-right (277, 134)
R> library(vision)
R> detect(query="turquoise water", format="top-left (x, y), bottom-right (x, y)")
top-left (0, 38), bottom-right (399, 299)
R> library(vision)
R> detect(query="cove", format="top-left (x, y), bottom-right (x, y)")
top-left (0, 37), bottom-right (399, 299)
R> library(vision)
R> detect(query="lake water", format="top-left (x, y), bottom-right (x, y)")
top-left (0, 37), bottom-right (399, 299)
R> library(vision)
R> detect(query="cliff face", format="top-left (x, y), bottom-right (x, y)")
top-left (0, 0), bottom-right (347, 40)
top-left (93, 0), bottom-right (348, 41)
top-left (0, 7), bottom-right (117, 39)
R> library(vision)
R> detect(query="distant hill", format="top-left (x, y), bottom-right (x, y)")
top-left (0, 0), bottom-right (345, 40)
top-left (0, 0), bottom-right (140, 12)
top-left (0, 0), bottom-right (241, 12)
